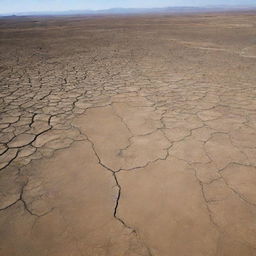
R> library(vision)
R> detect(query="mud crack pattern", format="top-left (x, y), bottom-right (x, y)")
top-left (0, 13), bottom-right (256, 256)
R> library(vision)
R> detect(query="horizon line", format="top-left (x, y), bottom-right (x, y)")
top-left (1, 4), bottom-right (256, 16)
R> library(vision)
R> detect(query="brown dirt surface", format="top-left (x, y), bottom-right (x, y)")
top-left (0, 11), bottom-right (256, 256)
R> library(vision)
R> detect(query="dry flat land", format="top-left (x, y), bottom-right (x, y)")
top-left (0, 12), bottom-right (256, 256)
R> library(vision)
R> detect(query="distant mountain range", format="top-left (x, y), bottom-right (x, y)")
top-left (1, 5), bottom-right (256, 17)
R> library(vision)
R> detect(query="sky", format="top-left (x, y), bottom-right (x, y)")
top-left (1, 0), bottom-right (256, 14)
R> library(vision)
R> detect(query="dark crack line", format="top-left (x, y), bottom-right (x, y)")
top-left (82, 132), bottom-right (136, 233)
top-left (112, 173), bottom-right (136, 233)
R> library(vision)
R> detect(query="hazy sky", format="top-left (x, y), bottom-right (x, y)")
top-left (1, 0), bottom-right (256, 14)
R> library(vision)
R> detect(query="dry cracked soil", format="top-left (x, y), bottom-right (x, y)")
top-left (0, 11), bottom-right (256, 256)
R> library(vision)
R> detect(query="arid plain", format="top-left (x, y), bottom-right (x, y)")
top-left (0, 12), bottom-right (256, 256)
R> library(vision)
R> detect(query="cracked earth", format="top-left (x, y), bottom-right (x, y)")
top-left (0, 12), bottom-right (256, 256)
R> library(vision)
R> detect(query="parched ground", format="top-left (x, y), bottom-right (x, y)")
top-left (0, 12), bottom-right (256, 256)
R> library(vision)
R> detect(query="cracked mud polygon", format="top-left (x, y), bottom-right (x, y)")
top-left (0, 12), bottom-right (256, 256)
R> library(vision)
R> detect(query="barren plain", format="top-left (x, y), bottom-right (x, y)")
top-left (0, 12), bottom-right (256, 256)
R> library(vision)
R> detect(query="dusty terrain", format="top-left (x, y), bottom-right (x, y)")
top-left (0, 12), bottom-right (256, 256)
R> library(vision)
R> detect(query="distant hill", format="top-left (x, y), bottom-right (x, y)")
top-left (1, 5), bottom-right (256, 17)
